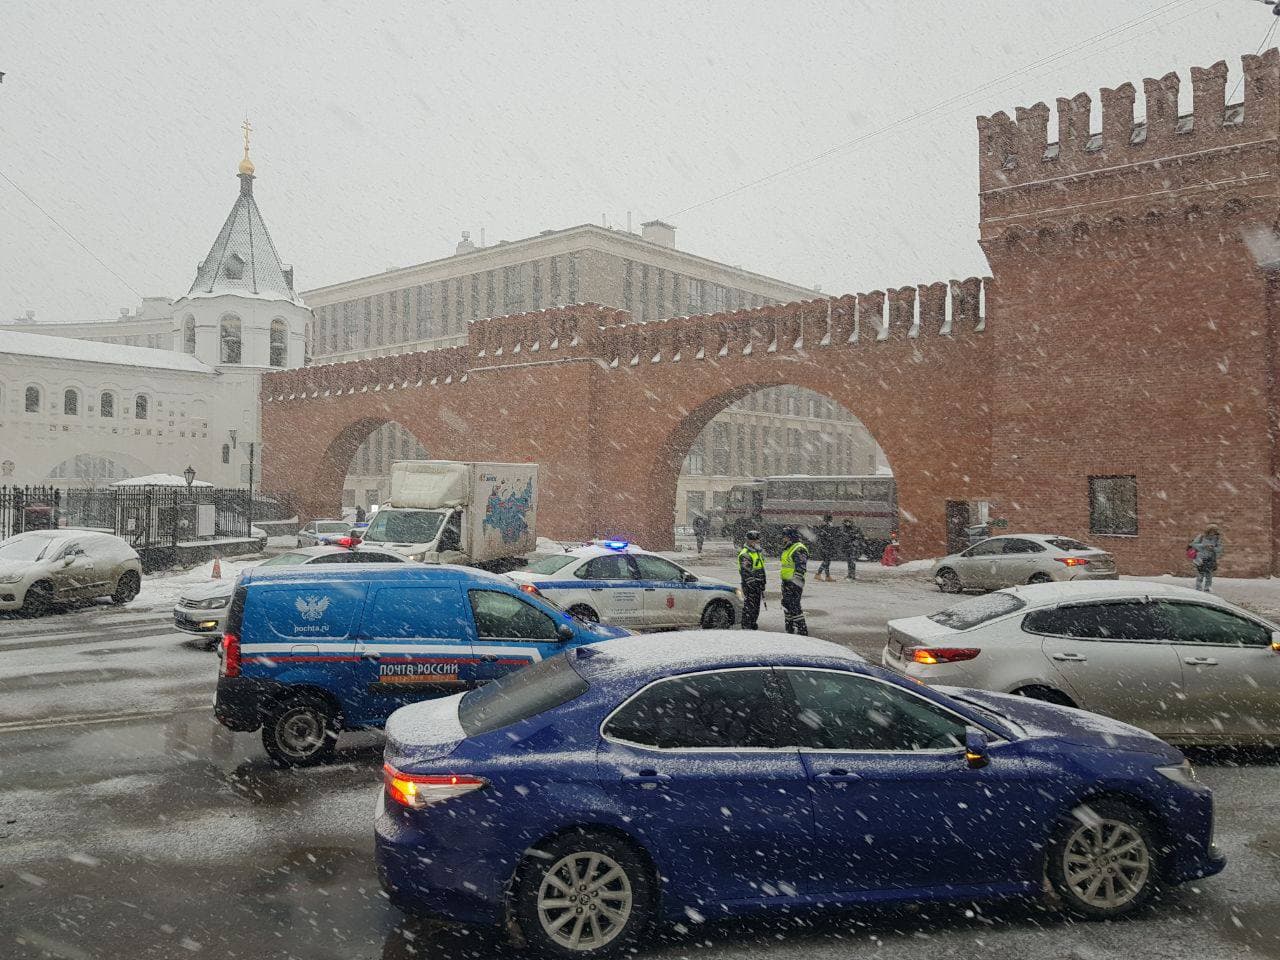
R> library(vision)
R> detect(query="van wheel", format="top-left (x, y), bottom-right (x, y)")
top-left (1047, 799), bottom-right (1157, 920)
top-left (512, 829), bottom-right (654, 958)
top-left (20, 580), bottom-right (54, 617)
top-left (567, 604), bottom-right (599, 624)
top-left (262, 695), bottom-right (338, 767)
top-left (111, 571), bottom-right (141, 605)
top-left (700, 599), bottom-right (734, 630)
top-left (937, 568), bottom-right (963, 593)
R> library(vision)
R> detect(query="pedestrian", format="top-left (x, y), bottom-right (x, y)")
top-left (1188, 523), bottom-right (1225, 593)
top-left (815, 514), bottom-right (836, 582)
top-left (779, 526), bottom-right (809, 635)
top-left (737, 529), bottom-right (767, 630)
top-left (354, 505), bottom-right (366, 524)
top-left (841, 518), bottom-right (865, 580)
top-left (692, 513), bottom-right (709, 554)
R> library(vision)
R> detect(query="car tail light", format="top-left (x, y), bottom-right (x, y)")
top-left (1055, 556), bottom-right (1090, 567)
top-left (382, 764), bottom-right (487, 809)
top-left (518, 583), bottom-right (544, 598)
top-left (220, 632), bottom-right (240, 677)
top-left (910, 647), bottom-right (981, 665)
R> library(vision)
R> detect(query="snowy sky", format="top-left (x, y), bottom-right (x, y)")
top-left (0, 0), bottom-right (1271, 322)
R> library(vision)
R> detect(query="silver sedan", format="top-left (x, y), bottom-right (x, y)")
top-left (932, 534), bottom-right (1116, 593)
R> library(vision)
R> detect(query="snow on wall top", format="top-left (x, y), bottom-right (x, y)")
top-left (0, 329), bottom-right (214, 373)
top-left (185, 172), bottom-right (302, 306)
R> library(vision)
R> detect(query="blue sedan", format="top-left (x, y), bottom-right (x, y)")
top-left (375, 632), bottom-right (1224, 957)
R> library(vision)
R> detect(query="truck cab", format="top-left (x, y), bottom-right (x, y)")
top-left (361, 505), bottom-right (463, 563)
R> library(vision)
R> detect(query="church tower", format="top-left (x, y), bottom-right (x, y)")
top-left (170, 122), bottom-right (312, 370)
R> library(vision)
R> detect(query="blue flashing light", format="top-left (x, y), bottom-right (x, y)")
top-left (603, 540), bottom-right (630, 551)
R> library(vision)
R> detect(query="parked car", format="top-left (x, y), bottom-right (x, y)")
top-left (173, 543), bottom-right (407, 645)
top-left (296, 519), bottom-right (355, 547)
top-left (214, 563), bottom-right (629, 765)
top-left (507, 540), bottom-right (742, 630)
top-left (376, 631), bottom-right (1223, 955)
top-left (884, 580), bottom-right (1280, 746)
top-left (932, 534), bottom-right (1117, 593)
top-left (0, 529), bottom-right (142, 616)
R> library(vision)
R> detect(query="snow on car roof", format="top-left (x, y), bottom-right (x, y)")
top-left (572, 630), bottom-right (865, 681)
top-left (564, 542), bottom-right (654, 559)
top-left (1000, 579), bottom-right (1207, 606)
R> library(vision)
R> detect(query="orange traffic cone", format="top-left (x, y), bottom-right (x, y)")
top-left (211, 558), bottom-right (222, 579)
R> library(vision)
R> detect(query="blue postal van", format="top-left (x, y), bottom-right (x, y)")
top-left (214, 564), bottom-right (629, 765)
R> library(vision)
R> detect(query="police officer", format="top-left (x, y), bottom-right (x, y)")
top-left (779, 526), bottom-right (809, 635)
top-left (737, 529), bottom-right (766, 630)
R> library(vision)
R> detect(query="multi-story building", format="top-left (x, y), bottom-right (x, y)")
top-left (301, 222), bottom-right (884, 514)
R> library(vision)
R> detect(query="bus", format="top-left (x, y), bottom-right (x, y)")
top-left (722, 481), bottom-right (765, 543)
top-left (754, 475), bottom-right (899, 558)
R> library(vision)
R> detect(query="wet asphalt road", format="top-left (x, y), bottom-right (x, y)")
top-left (2, 563), bottom-right (1280, 960)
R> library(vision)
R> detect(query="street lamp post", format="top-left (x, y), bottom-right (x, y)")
top-left (183, 465), bottom-right (196, 489)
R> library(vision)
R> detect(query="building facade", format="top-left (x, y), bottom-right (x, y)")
top-left (301, 222), bottom-right (881, 513)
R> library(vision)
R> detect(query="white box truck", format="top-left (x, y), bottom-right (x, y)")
top-left (360, 461), bottom-right (538, 570)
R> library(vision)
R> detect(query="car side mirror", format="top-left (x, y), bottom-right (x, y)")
top-left (557, 622), bottom-right (576, 642)
top-left (1272, 630), bottom-right (1280, 653)
top-left (964, 729), bottom-right (990, 770)
top-left (682, 572), bottom-right (698, 583)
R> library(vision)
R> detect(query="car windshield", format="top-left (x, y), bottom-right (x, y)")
top-left (362, 509), bottom-right (445, 544)
top-left (524, 553), bottom-right (577, 575)
top-left (458, 654), bottom-right (589, 737)
top-left (317, 522), bottom-right (350, 533)
top-left (928, 593), bottom-right (1026, 630)
top-left (0, 536), bottom-right (60, 562)
top-left (1046, 537), bottom-right (1091, 552)
top-left (260, 551), bottom-right (313, 566)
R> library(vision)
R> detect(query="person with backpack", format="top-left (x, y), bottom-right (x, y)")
top-left (1188, 524), bottom-right (1225, 593)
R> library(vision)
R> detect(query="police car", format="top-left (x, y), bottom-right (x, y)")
top-left (507, 540), bottom-right (742, 630)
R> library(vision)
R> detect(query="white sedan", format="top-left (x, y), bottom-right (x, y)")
top-left (931, 534), bottom-right (1117, 593)
top-left (882, 580), bottom-right (1280, 746)
top-left (508, 541), bottom-right (742, 630)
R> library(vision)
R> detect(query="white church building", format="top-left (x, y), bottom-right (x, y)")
top-left (0, 144), bottom-right (311, 489)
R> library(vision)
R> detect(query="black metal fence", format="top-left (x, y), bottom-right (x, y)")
top-left (0, 484), bottom-right (254, 550)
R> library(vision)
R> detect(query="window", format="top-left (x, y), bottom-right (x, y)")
top-left (550, 257), bottom-right (561, 305)
top-left (221, 443), bottom-right (230, 464)
top-left (269, 318), bottom-right (288, 367)
top-left (1022, 600), bottom-right (1159, 641)
top-left (98, 391), bottom-right (114, 418)
top-left (577, 555), bottom-right (635, 581)
top-left (1155, 601), bottom-right (1271, 647)
top-left (962, 538), bottom-right (1004, 557)
top-left (633, 554), bottom-right (684, 582)
top-left (567, 253), bottom-right (579, 302)
top-left (471, 274), bottom-right (480, 321)
top-left (417, 285), bottom-right (432, 338)
top-left (468, 589), bottom-right (559, 641)
top-left (781, 670), bottom-right (968, 751)
top-left (1001, 538), bottom-right (1044, 554)
top-left (531, 263), bottom-right (543, 309)
top-left (1089, 475), bottom-right (1137, 536)
top-left (525, 553), bottom-right (577, 575)
top-left (623, 260), bottom-right (633, 310)
top-left (363, 586), bottom-right (471, 638)
top-left (134, 394), bottom-right (149, 420)
top-left (371, 297), bottom-right (382, 346)
top-left (183, 316), bottom-right (196, 353)
top-left (503, 265), bottom-right (523, 312)
top-left (1046, 538), bottom-right (1091, 552)
top-left (603, 669), bottom-right (785, 749)
top-left (459, 655), bottom-right (589, 737)
top-left (219, 317), bottom-right (242, 363)
top-left (63, 388), bottom-right (79, 416)
top-left (928, 592), bottom-right (1026, 630)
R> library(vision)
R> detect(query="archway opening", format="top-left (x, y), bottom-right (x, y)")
top-left (675, 385), bottom-right (900, 556)
top-left (342, 420), bottom-right (429, 517)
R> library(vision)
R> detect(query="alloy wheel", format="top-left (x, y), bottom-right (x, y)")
top-left (1062, 818), bottom-right (1150, 911)
top-left (537, 850), bottom-right (633, 952)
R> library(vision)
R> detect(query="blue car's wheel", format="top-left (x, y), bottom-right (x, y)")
top-left (513, 830), bottom-right (653, 957)
top-left (1048, 799), bottom-right (1157, 920)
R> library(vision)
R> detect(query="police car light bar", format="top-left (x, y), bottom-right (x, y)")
top-left (603, 540), bottom-right (629, 551)
top-left (334, 536), bottom-right (362, 549)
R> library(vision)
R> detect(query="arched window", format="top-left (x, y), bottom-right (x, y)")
top-left (100, 391), bottom-right (115, 418)
top-left (24, 385), bottom-right (41, 414)
top-left (269, 318), bottom-right (288, 367)
top-left (221, 444), bottom-right (230, 464)
top-left (63, 388), bottom-right (79, 416)
top-left (220, 317), bottom-right (242, 364)
top-left (183, 316), bottom-right (196, 353)
top-left (135, 394), bottom-right (149, 420)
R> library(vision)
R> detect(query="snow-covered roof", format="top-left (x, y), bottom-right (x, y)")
top-left (0, 330), bottom-right (213, 373)
top-left (186, 171), bottom-right (302, 305)
top-left (112, 474), bottom-right (215, 487)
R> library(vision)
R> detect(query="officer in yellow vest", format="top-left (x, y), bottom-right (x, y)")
top-left (779, 526), bottom-right (809, 636)
top-left (737, 530), bottom-right (766, 630)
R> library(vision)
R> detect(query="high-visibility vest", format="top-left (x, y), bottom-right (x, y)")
top-left (738, 547), bottom-right (764, 571)
top-left (780, 542), bottom-right (807, 581)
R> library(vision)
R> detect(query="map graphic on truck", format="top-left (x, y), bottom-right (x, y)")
top-left (482, 477), bottom-right (534, 545)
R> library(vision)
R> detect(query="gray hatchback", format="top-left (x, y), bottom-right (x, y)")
top-left (931, 534), bottom-right (1117, 593)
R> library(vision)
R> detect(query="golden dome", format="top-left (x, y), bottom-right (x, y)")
top-left (238, 155), bottom-right (255, 176)
top-left (237, 118), bottom-right (255, 176)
